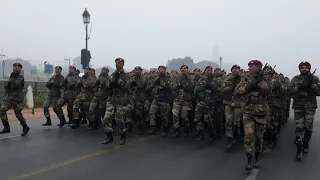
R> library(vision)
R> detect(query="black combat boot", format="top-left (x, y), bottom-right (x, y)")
top-left (119, 133), bottom-right (127, 145)
top-left (102, 132), bottom-right (113, 144)
top-left (80, 117), bottom-right (87, 124)
top-left (226, 137), bottom-right (233, 152)
top-left (196, 130), bottom-right (204, 142)
top-left (268, 132), bottom-right (277, 149)
top-left (184, 127), bottom-right (189, 137)
top-left (42, 117), bottom-right (52, 126)
top-left (161, 126), bottom-right (169, 137)
top-left (57, 116), bottom-right (66, 128)
top-left (254, 151), bottom-right (261, 169)
top-left (148, 125), bottom-right (156, 135)
top-left (303, 142), bottom-right (309, 154)
top-left (21, 123), bottom-right (30, 136)
top-left (137, 124), bottom-right (143, 135)
top-left (296, 143), bottom-right (303, 161)
top-left (208, 127), bottom-right (216, 143)
top-left (71, 119), bottom-right (80, 129)
top-left (126, 122), bottom-right (133, 132)
top-left (245, 155), bottom-right (254, 171)
top-left (66, 116), bottom-right (73, 124)
top-left (171, 128), bottom-right (180, 138)
top-left (303, 130), bottom-right (311, 154)
top-left (0, 122), bottom-right (10, 134)
top-left (87, 122), bottom-right (98, 130)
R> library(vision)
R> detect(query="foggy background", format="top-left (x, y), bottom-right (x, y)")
top-left (0, 0), bottom-right (319, 79)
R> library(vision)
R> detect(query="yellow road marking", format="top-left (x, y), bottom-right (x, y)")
top-left (10, 137), bottom-right (147, 180)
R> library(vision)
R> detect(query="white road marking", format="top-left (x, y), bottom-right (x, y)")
top-left (0, 135), bottom-right (21, 140)
top-left (245, 169), bottom-right (260, 180)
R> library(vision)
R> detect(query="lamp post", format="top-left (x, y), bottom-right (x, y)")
top-left (0, 53), bottom-right (6, 79)
top-left (219, 57), bottom-right (222, 69)
top-left (82, 8), bottom-right (90, 50)
top-left (64, 58), bottom-right (71, 67)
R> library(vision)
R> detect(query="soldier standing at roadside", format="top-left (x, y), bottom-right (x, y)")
top-left (0, 63), bottom-right (30, 136)
top-left (42, 66), bottom-right (64, 126)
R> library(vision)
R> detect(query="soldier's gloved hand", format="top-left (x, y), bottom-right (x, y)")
top-left (155, 78), bottom-right (160, 85)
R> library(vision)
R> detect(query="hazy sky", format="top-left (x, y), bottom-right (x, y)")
top-left (1, 0), bottom-right (319, 76)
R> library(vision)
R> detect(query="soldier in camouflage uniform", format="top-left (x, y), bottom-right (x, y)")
top-left (221, 65), bottom-right (242, 152)
top-left (171, 65), bottom-right (194, 138)
top-left (54, 65), bottom-right (79, 127)
top-left (289, 61), bottom-right (320, 161)
top-left (0, 63), bottom-right (30, 136)
top-left (130, 66), bottom-right (148, 134)
top-left (148, 65), bottom-right (172, 136)
top-left (71, 67), bottom-right (96, 129)
top-left (42, 66), bottom-right (64, 126)
top-left (212, 68), bottom-right (225, 138)
top-left (88, 67), bottom-right (110, 130)
top-left (263, 65), bottom-right (282, 149)
top-left (190, 68), bottom-right (202, 132)
top-left (102, 58), bottom-right (130, 145)
top-left (193, 66), bottom-right (218, 142)
top-left (235, 60), bottom-right (271, 171)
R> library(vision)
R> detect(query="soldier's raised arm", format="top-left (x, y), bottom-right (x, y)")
top-left (258, 76), bottom-right (271, 94)
top-left (310, 76), bottom-right (320, 95)
top-left (118, 72), bottom-right (129, 90)
top-left (288, 76), bottom-right (300, 96)
top-left (194, 76), bottom-right (207, 94)
top-left (220, 75), bottom-right (234, 94)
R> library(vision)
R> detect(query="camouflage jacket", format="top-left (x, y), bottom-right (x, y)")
top-left (108, 70), bottom-right (130, 105)
top-left (194, 75), bottom-right (218, 104)
top-left (5, 72), bottom-right (24, 102)
top-left (267, 74), bottom-right (283, 107)
top-left (94, 73), bottom-right (110, 97)
top-left (235, 73), bottom-right (271, 116)
top-left (46, 74), bottom-right (64, 98)
top-left (147, 74), bottom-right (171, 102)
top-left (289, 74), bottom-right (320, 109)
top-left (76, 74), bottom-right (96, 100)
top-left (171, 74), bottom-right (194, 102)
top-left (221, 73), bottom-right (242, 106)
top-left (130, 75), bottom-right (148, 102)
top-left (60, 73), bottom-right (79, 99)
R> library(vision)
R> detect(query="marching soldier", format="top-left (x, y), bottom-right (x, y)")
top-left (54, 65), bottom-right (79, 127)
top-left (102, 58), bottom-right (130, 145)
top-left (0, 63), bottom-right (30, 136)
top-left (221, 65), bottom-right (242, 152)
top-left (171, 65), bottom-right (194, 138)
top-left (42, 66), bottom-right (64, 126)
top-left (235, 60), bottom-right (271, 171)
top-left (289, 61), bottom-right (320, 161)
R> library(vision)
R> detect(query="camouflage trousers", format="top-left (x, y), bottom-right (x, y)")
top-left (224, 105), bottom-right (242, 138)
top-left (194, 102), bottom-right (213, 131)
top-left (133, 100), bottom-right (151, 125)
top-left (294, 108), bottom-right (316, 144)
top-left (125, 98), bottom-right (134, 124)
top-left (54, 97), bottom-right (75, 120)
top-left (103, 102), bottom-right (127, 134)
top-left (172, 100), bottom-right (192, 129)
top-left (0, 99), bottom-right (26, 127)
top-left (73, 97), bottom-right (92, 120)
top-left (243, 113), bottom-right (267, 156)
top-left (267, 106), bottom-right (280, 134)
top-left (42, 95), bottom-right (59, 118)
top-left (213, 103), bottom-right (223, 134)
top-left (149, 99), bottom-right (170, 127)
top-left (88, 96), bottom-right (107, 123)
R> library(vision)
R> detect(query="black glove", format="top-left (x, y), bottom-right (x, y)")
top-left (130, 81), bottom-right (137, 88)
top-left (155, 78), bottom-right (160, 85)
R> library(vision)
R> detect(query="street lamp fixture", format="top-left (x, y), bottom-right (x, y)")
top-left (82, 8), bottom-right (90, 24)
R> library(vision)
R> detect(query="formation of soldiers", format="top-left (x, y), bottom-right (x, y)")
top-left (0, 59), bottom-right (318, 173)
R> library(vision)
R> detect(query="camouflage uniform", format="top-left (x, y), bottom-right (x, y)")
top-left (171, 74), bottom-right (194, 137)
top-left (42, 73), bottom-right (64, 126)
top-left (212, 73), bottom-right (224, 138)
top-left (289, 69), bottom-right (320, 160)
top-left (71, 72), bottom-right (96, 129)
top-left (221, 73), bottom-right (242, 151)
top-left (235, 60), bottom-right (271, 171)
top-left (147, 73), bottom-right (172, 136)
top-left (103, 69), bottom-right (130, 145)
top-left (265, 73), bottom-right (282, 148)
top-left (54, 71), bottom-right (79, 127)
top-left (88, 70), bottom-right (110, 130)
top-left (130, 72), bottom-right (148, 134)
top-left (193, 74), bottom-right (218, 141)
top-left (0, 63), bottom-right (30, 136)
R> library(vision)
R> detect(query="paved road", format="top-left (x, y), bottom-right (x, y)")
top-left (0, 111), bottom-right (319, 180)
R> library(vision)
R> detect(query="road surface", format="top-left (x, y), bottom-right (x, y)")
top-left (0, 110), bottom-right (319, 180)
